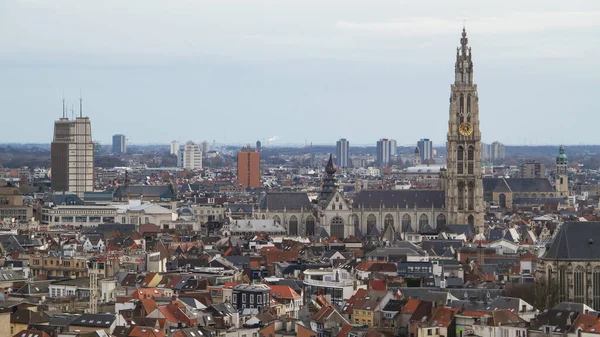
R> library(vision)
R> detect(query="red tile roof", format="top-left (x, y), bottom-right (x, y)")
top-left (401, 299), bottom-right (420, 314)
top-left (268, 285), bottom-right (301, 299)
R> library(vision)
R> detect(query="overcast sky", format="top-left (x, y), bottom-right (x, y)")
top-left (1, 1), bottom-right (599, 146)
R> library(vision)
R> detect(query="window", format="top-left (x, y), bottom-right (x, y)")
top-left (574, 266), bottom-right (585, 303)
top-left (233, 294), bottom-right (237, 303)
top-left (428, 329), bottom-right (432, 336)
top-left (384, 214), bottom-right (394, 228)
top-left (257, 295), bottom-right (262, 304)
top-left (402, 214), bottom-right (411, 231)
top-left (288, 216), bottom-right (298, 236)
top-left (419, 214), bottom-right (429, 231)
top-left (250, 294), bottom-right (254, 304)
top-left (242, 294), bottom-right (246, 303)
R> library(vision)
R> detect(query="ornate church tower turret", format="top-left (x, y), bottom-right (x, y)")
top-left (444, 27), bottom-right (484, 232)
top-left (556, 145), bottom-right (569, 198)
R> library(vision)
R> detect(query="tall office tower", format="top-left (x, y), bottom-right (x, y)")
top-left (201, 140), bottom-right (211, 154)
top-left (443, 27), bottom-right (484, 232)
top-left (170, 141), bottom-right (179, 156)
top-left (51, 97), bottom-right (94, 197)
top-left (237, 147), bottom-right (260, 188)
top-left (112, 134), bottom-right (126, 154)
top-left (519, 160), bottom-right (545, 178)
top-left (490, 141), bottom-right (505, 161)
top-left (417, 138), bottom-right (433, 162)
top-left (256, 140), bottom-right (262, 152)
top-left (480, 142), bottom-right (490, 162)
top-left (178, 141), bottom-right (202, 170)
top-left (376, 139), bottom-right (390, 167)
top-left (388, 139), bottom-right (397, 157)
top-left (336, 138), bottom-right (349, 168)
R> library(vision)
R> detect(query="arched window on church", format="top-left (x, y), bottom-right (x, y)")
top-left (467, 95), bottom-right (471, 122)
top-left (288, 216), bottom-right (298, 236)
top-left (467, 146), bottom-right (474, 175)
top-left (459, 94), bottom-right (464, 118)
top-left (330, 216), bottom-right (344, 239)
top-left (593, 267), bottom-right (600, 310)
top-left (468, 181), bottom-right (475, 211)
top-left (402, 214), bottom-right (411, 232)
top-left (272, 215), bottom-right (281, 224)
top-left (367, 214), bottom-right (376, 228)
top-left (574, 266), bottom-right (585, 303)
top-left (558, 267), bottom-right (567, 302)
top-left (457, 182), bottom-right (465, 211)
top-left (352, 214), bottom-right (360, 231)
top-left (457, 146), bottom-right (464, 175)
top-left (306, 215), bottom-right (315, 236)
top-left (419, 214), bottom-right (429, 231)
top-left (384, 214), bottom-right (394, 229)
top-left (436, 214), bottom-right (446, 229)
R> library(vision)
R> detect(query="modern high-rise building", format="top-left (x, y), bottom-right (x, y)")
top-left (51, 98), bottom-right (94, 197)
top-left (376, 139), bottom-right (391, 167)
top-left (480, 143), bottom-right (490, 161)
top-left (336, 138), bottom-right (349, 168)
top-left (442, 28), bottom-right (484, 232)
top-left (178, 141), bottom-right (202, 170)
top-left (170, 141), bottom-right (179, 156)
top-left (237, 147), bottom-right (260, 188)
top-left (201, 140), bottom-right (211, 155)
top-left (519, 160), bottom-right (545, 178)
top-left (388, 139), bottom-right (397, 157)
top-left (417, 138), bottom-right (433, 162)
top-left (490, 141), bottom-right (505, 161)
top-left (256, 140), bottom-right (262, 152)
top-left (112, 134), bottom-right (126, 154)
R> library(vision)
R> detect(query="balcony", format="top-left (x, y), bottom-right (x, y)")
top-left (303, 278), bottom-right (356, 288)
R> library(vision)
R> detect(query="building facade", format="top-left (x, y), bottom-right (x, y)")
top-left (389, 139), bottom-right (397, 157)
top-left (0, 180), bottom-right (32, 222)
top-left (519, 160), bottom-right (545, 178)
top-left (376, 139), bottom-right (391, 167)
top-left (112, 134), bottom-right (126, 154)
top-left (336, 138), bottom-right (349, 168)
top-left (51, 105), bottom-right (95, 197)
top-left (169, 140), bottom-right (179, 156)
top-left (442, 28), bottom-right (484, 232)
top-left (490, 141), bottom-right (505, 161)
top-left (237, 147), bottom-right (260, 188)
top-left (178, 141), bottom-right (202, 170)
top-left (417, 138), bottom-right (433, 162)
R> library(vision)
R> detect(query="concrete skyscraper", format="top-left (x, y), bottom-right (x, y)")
top-left (336, 138), bottom-right (349, 168)
top-left (237, 147), bottom-right (260, 188)
top-left (490, 141), bottom-right (505, 161)
top-left (112, 134), bottom-right (126, 154)
top-left (388, 139), bottom-right (397, 157)
top-left (376, 139), bottom-right (391, 167)
top-left (201, 140), bottom-right (211, 155)
top-left (170, 141), bottom-right (179, 156)
top-left (417, 138), bottom-right (433, 162)
top-left (442, 28), bottom-right (484, 232)
top-left (51, 97), bottom-right (94, 197)
top-left (178, 141), bottom-right (202, 170)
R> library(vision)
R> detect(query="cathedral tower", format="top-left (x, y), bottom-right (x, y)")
top-left (444, 28), bottom-right (484, 232)
top-left (556, 145), bottom-right (569, 197)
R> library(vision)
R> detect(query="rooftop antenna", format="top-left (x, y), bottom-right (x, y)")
top-left (71, 105), bottom-right (74, 120)
top-left (62, 95), bottom-right (66, 119)
top-left (79, 90), bottom-right (83, 118)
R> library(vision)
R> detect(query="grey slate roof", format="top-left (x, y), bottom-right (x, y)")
top-left (421, 240), bottom-right (463, 257)
top-left (483, 178), bottom-right (511, 193)
top-left (258, 192), bottom-right (312, 210)
top-left (69, 313), bottom-right (115, 328)
top-left (113, 185), bottom-right (176, 200)
top-left (505, 178), bottom-right (555, 193)
top-left (353, 190), bottom-right (445, 209)
top-left (543, 222), bottom-right (600, 260)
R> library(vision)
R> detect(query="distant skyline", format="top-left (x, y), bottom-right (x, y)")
top-left (1, 1), bottom-right (599, 145)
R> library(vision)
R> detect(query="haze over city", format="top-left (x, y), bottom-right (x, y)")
top-left (2, 0), bottom-right (600, 145)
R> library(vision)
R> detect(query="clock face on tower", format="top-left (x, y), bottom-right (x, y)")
top-left (459, 122), bottom-right (473, 136)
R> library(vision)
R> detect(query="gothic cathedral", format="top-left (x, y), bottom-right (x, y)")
top-left (443, 28), bottom-right (484, 233)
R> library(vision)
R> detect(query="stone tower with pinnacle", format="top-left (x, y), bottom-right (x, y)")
top-left (443, 27), bottom-right (484, 233)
